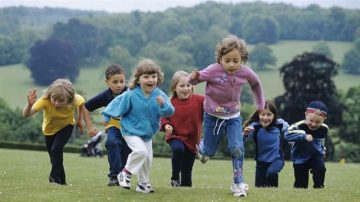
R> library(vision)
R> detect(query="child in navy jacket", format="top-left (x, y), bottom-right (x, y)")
top-left (285, 101), bottom-right (329, 189)
top-left (243, 100), bottom-right (288, 187)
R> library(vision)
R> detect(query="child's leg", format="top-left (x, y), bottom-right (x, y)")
top-left (265, 158), bottom-right (284, 187)
top-left (180, 148), bottom-right (196, 187)
top-left (137, 140), bottom-right (153, 184)
top-left (226, 116), bottom-right (244, 184)
top-left (200, 113), bottom-right (224, 157)
top-left (45, 124), bottom-right (73, 185)
top-left (310, 155), bottom-right (326, 188)
top-left (122, 136), bottom-right (148, 177)
top-left (169, 139), bottom-right (185, 182)
top-left (120, 135), bottom-right (131, 171)
top-left (293, 162), bottom-right (310, 188)
top-left (105, 127), bottom-right (123, 180)
top-left (255, 161), bottom-right (269, 187)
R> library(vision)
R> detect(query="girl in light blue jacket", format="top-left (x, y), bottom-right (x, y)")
top-left (102, 59), bottom-right (174, 193)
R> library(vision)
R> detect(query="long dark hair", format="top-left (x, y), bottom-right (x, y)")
top-left (243, 100), bottom-right (278, 130)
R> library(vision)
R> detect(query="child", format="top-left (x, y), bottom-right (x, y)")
top-left (243, 100), bottom-right (288, 188)
top-left (285, 101), bottom-right (328, 189)
top-left (102, 59), bottom-right (174, 193)
top-left (22, 79), bottom-right (85, 185)
top-left (160, 71), bottom-right (204, 187)
top-left (189, 35), bottom-right (265, 197)
top-left (83, 64), bottom-right (132, 186)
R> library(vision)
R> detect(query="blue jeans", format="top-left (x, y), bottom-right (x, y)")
top-left (169, 139), bottom-right (196, 187)
top-left (199, 113), bottom-right (244, 184)
top-left (106, 127), bottom-right (131, 179)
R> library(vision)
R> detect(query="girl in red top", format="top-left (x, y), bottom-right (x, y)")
top-left (160, 71), bottom-right (204, 187)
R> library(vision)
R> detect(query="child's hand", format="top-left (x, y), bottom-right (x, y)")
top-left (165, 124), bottom-right (173, 136)
top-left (305, 134), bottom-right (313, 142)
top-left (243, 126), bottom-right (254, 136)
top-left (156, 96), bottom-right (164, 106)
top-left (27, 89), bottom-right (37, 106)
top-left (88, 127), bottom-right (99, 137)
top-left (190, 70), bottom-right (200, 80)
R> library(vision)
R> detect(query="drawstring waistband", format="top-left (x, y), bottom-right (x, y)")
top-left (213, 117), bottom-right (225, 136)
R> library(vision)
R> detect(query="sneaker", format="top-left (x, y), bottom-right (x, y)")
top-left (196, 145), bottom-right (209, 164)
top-left (107, 178), bottom-right (119, 186)
top-left (230, 183), bottom-right (249, 197)
top-left (117, 171), bottom-right (131, 189)
top-left (170, 179), bottom-right (181, 187)
top-left (136, 183), bottom-right (155, 193)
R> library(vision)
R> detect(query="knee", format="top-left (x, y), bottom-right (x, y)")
top-left (229, 147), bottom-right (243, 158)
top-left (133, 149), bottom-right (147, 159)
top-left (172, 146), bottom-right (185, 155)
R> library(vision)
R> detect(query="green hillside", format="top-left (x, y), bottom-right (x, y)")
top-left (0, 40), bottom-right (358, 109)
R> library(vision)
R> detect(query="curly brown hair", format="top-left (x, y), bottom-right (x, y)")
top-left (215, 35), bottom-right (248, 64)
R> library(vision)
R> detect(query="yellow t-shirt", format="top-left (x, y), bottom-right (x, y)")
top-left (33, 94), bottom-right (85, 135)
top-left (106, 118), bottom-right (120, 130)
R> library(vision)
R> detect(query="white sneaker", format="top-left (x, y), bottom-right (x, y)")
top-left (230, 183), bottom-right (249, 197)
top-left (136, 183), bottom-right (155, 193)
top-left (117, 171), bottom-right (131, 189)
top-left (196, 145), bottom-right (209, 164)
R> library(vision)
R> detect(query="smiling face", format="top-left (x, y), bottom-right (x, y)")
top-left (175, 76), bottom-right (192, 100)
top-left (106, 73), bottom-right (126, 96)
top-left (220, 49), bottom-right (242, 74)
top-left (139, 73), bottom-right (158, 96)
top-left (305, 112), bottom-right (326, 130)
top-left (259, 109), bottom-right (275, 128)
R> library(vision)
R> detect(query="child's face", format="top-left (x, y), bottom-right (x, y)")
top-left (220, 49), bottom-right (242, 74)
top-left (139, 73), bottom-right (158, 96)
top-left (305, 112), bottom-right (326, 130)
top-left (50, 95), bottom-right (68, 108)
top-left (106, 74), bottom-right (126, 96)
top-left (175, 76), bottom-right (192, 100)
top-left (259, 109), bottom-right (275, 128)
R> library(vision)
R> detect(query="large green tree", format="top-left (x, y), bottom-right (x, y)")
top-left (248, 43), bottom-right (276, 70)
top-left (275, 52), bottom-right (343, 159)
top-left (342, 39), bottom-right (360, 74)
top-left (242, 15), bottom-right (279, 44)
top-left (27, 38), bottom-right (78, 85)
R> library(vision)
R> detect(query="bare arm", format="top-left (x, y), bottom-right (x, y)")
top-left (82, 106), bottom-right (98, 137)
top-left (22, 89), bottom-right (38, 118)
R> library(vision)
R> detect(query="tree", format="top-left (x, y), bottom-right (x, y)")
top-left (312, 41), bottom-right (333, 59)
top-left (242, 15), bottom-right (280, 44)
top-left (342, 39), bottom-right (360, 74)
top-left (27, 38), bottom-right (78, 85)
top-left (275, 52), bottom-right (343, 159)
top-left (248, 43), bottom-right (276, 70)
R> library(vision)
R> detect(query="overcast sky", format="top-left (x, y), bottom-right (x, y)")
top-left (0, 0), bottom-right (359, 13)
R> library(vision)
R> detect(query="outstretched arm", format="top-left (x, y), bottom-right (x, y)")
top-left (22, 89), bottom-right (38, 118)
top-left (82, 107), bottom-right (98, 137)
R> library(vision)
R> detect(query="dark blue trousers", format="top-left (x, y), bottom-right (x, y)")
top-left (293, 154), bottom-right (326, 188)
top-left (169, 139), bottom-right (196, 187)
top-left (105, 127), bottom-right (131, 179)
top-left (45, 124), bottom-right (73, 185)
top-left (255, 158), bottom-right (284, 187)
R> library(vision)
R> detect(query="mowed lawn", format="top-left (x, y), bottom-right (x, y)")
top-left (0, 148), bottom-right (359, 202)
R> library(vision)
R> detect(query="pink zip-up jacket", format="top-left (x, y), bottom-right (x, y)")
top-left (188, 63), bottom-right (265, 117)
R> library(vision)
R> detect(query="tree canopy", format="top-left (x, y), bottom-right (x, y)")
top-left (27, 38), bottom-right (78, 85)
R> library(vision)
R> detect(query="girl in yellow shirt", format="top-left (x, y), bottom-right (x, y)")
top-left (22, 79), bottom-right (85, 185)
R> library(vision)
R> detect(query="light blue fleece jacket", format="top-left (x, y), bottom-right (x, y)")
top-left (101, 86), bottom-right (174, 142)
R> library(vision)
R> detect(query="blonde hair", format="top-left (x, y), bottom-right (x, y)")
top-left (170, 70), bottom-right (193, 97)
top-left (128, 59), bottom-right (164, 90)
top-left (215, 35), bottom-right (248, 64)
top-left (43, 79), bottom-right (75, 104)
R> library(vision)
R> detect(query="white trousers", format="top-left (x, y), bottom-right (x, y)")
top-left (123, 135), bottom-right (153, 184)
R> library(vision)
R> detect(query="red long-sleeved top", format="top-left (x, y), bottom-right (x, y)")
top-left (160, 94), bottom-right (204, 154)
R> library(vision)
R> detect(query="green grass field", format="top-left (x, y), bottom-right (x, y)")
top-left (0, 148), bottom-right (359, 202)
top-left (0, 40), bottom-right (358, 108)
